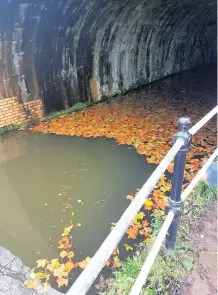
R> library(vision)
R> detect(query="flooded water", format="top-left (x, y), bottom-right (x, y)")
top-left (0, 63), bottom-right (216, 295)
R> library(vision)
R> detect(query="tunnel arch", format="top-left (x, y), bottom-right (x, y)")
top-left (0, 0), bottom-right (217, 112)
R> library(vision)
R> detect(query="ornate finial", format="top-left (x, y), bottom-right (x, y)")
top-left (178, 117), bottom-right (191, 132)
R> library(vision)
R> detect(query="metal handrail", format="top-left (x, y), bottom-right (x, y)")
top-left (129, 148), bottom-right (218, 295)
top-left (67, 105), bottom-right (218, 295)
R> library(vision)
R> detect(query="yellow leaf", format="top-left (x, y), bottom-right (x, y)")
top-left (53, 264), bottom-right (68, 277)
top-left (65, 224), bottom-right (74, 232)
top-left (34, 272), bottom-right (49, 279)
top-left (123, 244), bottom-right (133, 251)
top-left (65, 261), bottom-right (75, 271)
top-left (67, 251), bottom-right (75, 259)
top-left (71, 212), bottom-right (75, 216)
top-left (136, 212), bottom-right (145, 220)
top-left (25, 279), bottom-right (38, 289)
top-left (144, 199), bottom-right (153, 207)
top-left (36, 259), bottom-right (48, 268)
top-left (47, 259), bottom-right (60, 272)
top-left (61, 231), bottom-right (70, 237)
top-left (60, 250), bottom-right (68, 259)
top-left (126, 194), bottom-right (134, 201)
top-left (57, 277), bottom-right (68, 288)
top-left (78, 257), bottom-right (91, 269)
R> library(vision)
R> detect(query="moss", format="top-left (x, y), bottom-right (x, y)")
top-left (43, 102), bottom-right (88, 121)
top-left (0, 123), bottom-right (28, 135)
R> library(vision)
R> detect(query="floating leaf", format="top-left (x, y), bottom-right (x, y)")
top-left (53, 264), bottom-right (68, 277)
top-left (78, 257), bottom-right (91, 269)
top-left (34, 272), bottom-right (49, 279)
top-left (47, 259), bottom-right (60, 272)
top-left (36, 259), bottom-right (48, 268)
top-left (126, 194), bottom-right (134, 201)
top-left (65, 261), bottom-right (75, 271)
top-left (57, 277), bottom-right (68, 288)
top-left (123, 244), bottom-right (133, 251)
top-left (25, 279), bottom-right (38, 289)
top-left (60, 250), bottom-right (68, 259)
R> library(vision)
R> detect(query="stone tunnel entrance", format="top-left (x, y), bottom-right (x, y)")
top-left (0, 0), bottom-right (217, 121)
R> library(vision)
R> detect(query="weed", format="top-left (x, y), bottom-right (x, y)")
top-left (44, 102), bottom-right (87, 121)
top-left (0, 123), bottom-right (28, 135)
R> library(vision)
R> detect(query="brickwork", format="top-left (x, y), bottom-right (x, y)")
top-left (0, 97), bottom-right (44, 128)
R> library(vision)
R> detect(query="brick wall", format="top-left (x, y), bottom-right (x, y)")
top-left (0, 97), bottom-right (44, 128)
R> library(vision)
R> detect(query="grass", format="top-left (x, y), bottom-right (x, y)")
top-left (43, 102), bottom-right (88, 121)
top-left (97, 180), bottom-right (217, 295)
top-left (0, 123), bottom-right (28, 135)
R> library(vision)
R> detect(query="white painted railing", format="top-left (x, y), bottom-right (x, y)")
top-left (67, 105), bottom-right (218, 295)
top-left (129, 148), bottom-right (218, 295)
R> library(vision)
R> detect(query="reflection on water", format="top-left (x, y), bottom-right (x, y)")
top-left (0, 246), bottom-right (60, 295)
top-left (0, 132), bottom-right (155, 271)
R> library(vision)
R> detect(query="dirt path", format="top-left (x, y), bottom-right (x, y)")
top-left (182, 201), bottom-right (217, 295)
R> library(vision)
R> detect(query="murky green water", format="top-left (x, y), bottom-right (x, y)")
top-left (0, 132), bottom-right (155, 266)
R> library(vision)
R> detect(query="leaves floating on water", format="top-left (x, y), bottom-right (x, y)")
top-left (36, 259), bottom-right (48, 268)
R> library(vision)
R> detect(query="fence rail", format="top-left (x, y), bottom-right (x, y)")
top-left (67, 105), bottom-right (218, 295)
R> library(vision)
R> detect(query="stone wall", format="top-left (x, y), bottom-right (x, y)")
top-left (0, 132), bottom-right (26, 163)
top-left (0, 0), bottom-right (216, 113)
top-left (0, 97), bottom-right (44, 128)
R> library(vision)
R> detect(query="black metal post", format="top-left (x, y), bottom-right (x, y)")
top-left (165, 117), bottom-right (192, 250)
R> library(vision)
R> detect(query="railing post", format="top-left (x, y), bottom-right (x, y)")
top-left (165, 117), bottom-right (192, 250)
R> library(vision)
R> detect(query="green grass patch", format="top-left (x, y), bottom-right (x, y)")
top-left (0, 123), bottom-right (28, 135)
top-left (97, 180), bottom-right (217, 295)
top-left (44, 102), bottom-right (87, 121)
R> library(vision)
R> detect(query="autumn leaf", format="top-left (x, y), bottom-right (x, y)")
top-left (25, 279), bottom-right (38, 289)
top-left (135, 211), bottom-right (145, 220)
top-left (112, 248), bottom-right (119, 256)
top-left (105, 258), bottom-right (111, 267)
top-left (36, 259), bottom-right (48, 268)
top-left (65, 224), bottom-right (74, 232)
top-left (53, 264), bottom-right (68, 277)
top-left (113, 256), bottom-right (121, 268)
top-left (78, 257), bottom-right (91, 269)
top-left (126, 194), bottom-right (134, 201)
top-left (57, 277), bottom-right (68, 288)
top-left (47, 259), bottom-right (60, 272)
top-left (65, 261), bottom-right (75, 271)
top-left (123, 244), bottom-right (133, 251)
top-left (60, 250), bottom-right (68, 259)
top-left (34, 272), bottom-right (49, 279)
top-left (142, 220), bottom-right (149, 227)
top-left (67, 251), bottom-right (75, 259)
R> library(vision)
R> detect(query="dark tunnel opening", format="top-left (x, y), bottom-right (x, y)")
top-left (0, 0), bottom-right (217, 112)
